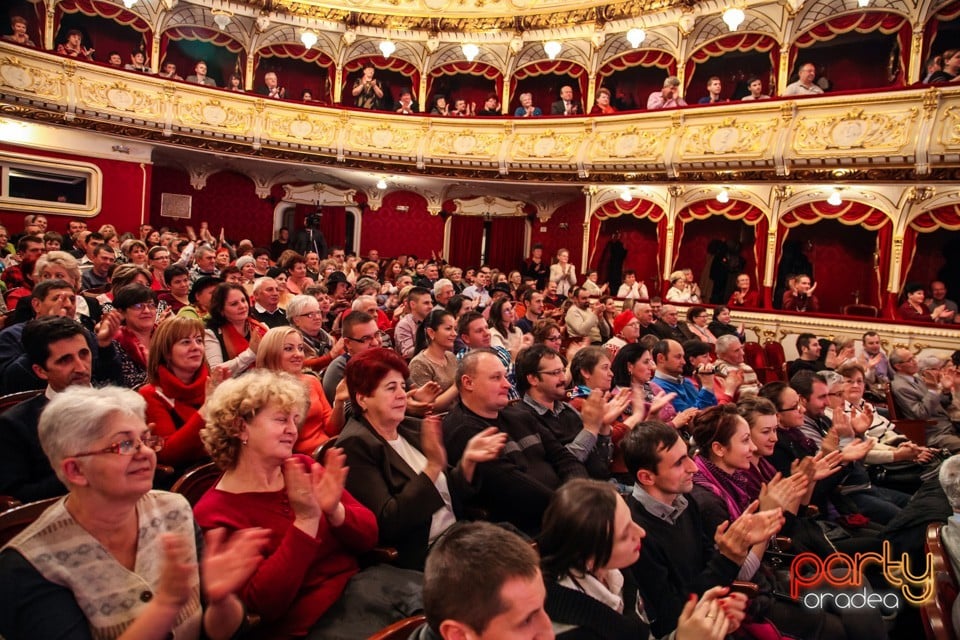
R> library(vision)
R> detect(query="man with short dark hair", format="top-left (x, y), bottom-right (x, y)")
top-left (322, 310), bottom-right (381, 403)
top-left (792, 370), bottom-right (907, 524)
top-left (512, 344), bottom-right (610, 478)
top-left (786, 332), bottom-right (821, 379)
top-left (395, 286), bottom-right (433, 359)
top-left (81, 244), bottom-right (115, 290)
top-left (521, 244), bottom-right (549, 291)
top-left (516, 290), bottom-right (543, 334)
top-left (415, 521), bottom-right (554, 640)
top-left (623, 422), bottom-right (803, 639)
top-left (77, 232), bottom-right (104, 271)
top-left (652, 339), bottom-right (716, 413)
top-left (1, 235), bottom-right (43, 296)
top-left (443, 349), bottom-right (586, 533)
top-left (927, 281), bottom-right (958, 324)
top-left (0, 317), bottom-right (99, 501)
top-left (564, 287), bottom-right (601, 343)
top-left (858, 330), bottom-right (891, 388)
top-left (697, 76), bottom-right (724, 104)
top-left (457, 311), bottom-right (519, 400)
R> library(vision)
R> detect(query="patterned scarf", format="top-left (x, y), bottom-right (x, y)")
top-left (692, 455), bottom-right (752, 520)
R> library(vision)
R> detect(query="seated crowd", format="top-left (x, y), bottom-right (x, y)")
top-left (0, 212), bottom-right (958, 639)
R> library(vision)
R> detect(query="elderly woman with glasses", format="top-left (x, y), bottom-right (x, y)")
top-left (286, 294), bottom-right (344, 372)
top-left (0, 385), bottom-right (268, 640)
top-left (195, 370), bottom-right (421, 638)
top-left (338, 347), bottom-right (505, 569)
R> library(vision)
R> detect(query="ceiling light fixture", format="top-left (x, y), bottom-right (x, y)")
top-left (300, 30), bottom-right (318, 49)
top-left (211, 9), bottom-right (232, 30)
top-left (626, 28), bottom-right (646, 48)
top-left (827, 189), bottom-right (843, 206)
top-left (544, 40), bottom-right (562, 60)
top-left (717, 189), bottom-right (730, 203)
top-left (722, 8), bottom-right (745, 31)
top-left (857, 0), bottom-right (870, 6)
top-left (376, 178), bottom-right (388, 190)
top-left (379, 40), bottom-right (396, 58)
top-left (621, 189), bottom-right (633, 202)
top-left (122, 0), bottom-right (138, 8)
top-left (462, 43), bottom-right (480, 62)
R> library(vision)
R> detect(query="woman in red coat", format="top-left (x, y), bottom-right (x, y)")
top-left (139, 316), bottom-right (213, 472)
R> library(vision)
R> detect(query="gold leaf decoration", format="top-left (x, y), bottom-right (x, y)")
top-left (793, 107), bottom-right (916, 154)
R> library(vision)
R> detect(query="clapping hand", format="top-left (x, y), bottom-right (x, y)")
top-left (156, 534), bottom-right (199, 608)
top-left (714, 500), bottom-right (784, 564)
top-left (201, 527), bottom-right (270, 604)
top-left (759, 472), bottom-right (808, 515)
top-left (676, 587), bottom-right (731, 640)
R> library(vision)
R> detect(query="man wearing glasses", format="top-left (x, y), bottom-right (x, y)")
top-left (511, 344), bottom-right (611, 479)
top-left (322, 310), bottom-right (382, 404)
top-left (890, 347), bottom-right (960, 452)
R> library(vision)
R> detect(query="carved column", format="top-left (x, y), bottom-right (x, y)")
top-left (45, 4), bottom-right (56, 51)
top-left (581, 186), bottom-right (598, 273)
top-left (586, 72), bottom-right (597, 112)
top-left (908, 26), bottom-right (923, 86)
top-left (662, 185), bottom-right (684, 291)
top-left (333, 63), bottom-right (343, 105)
top-left (245, 55), bottom-right (254, 92)
top-left (150, 36), bottom-right (161, 74)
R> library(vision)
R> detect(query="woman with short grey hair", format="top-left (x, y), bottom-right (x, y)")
top-left (287, 294), bottom-right (343, 371)
top-left (0, 385), bottom-right (267, 640)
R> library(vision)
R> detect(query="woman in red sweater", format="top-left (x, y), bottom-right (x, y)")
top-left (256, 326), bottom-right (344, 455)
top-left (195, 370), bottom-right (422, 639)
top-left (139, 316), bottom-right (212, 472)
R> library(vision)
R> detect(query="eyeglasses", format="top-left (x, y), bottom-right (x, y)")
top-left (297, 311), bottom-right (324, 320)
top-left (72, 434), bottom-right (165, 458)
top-left (545, 335), bottom-right (562, 342)
top-left (346, 333), bottom-right (380, 345)
top-left (537, 368), bottom-right (565, 377)
top-left (130, 302), bottom-right (157, 311)
top-left (778, 404), bottom-right (800, 413)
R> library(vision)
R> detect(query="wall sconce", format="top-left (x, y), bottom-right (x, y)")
top-left (827, 189), bottom-right (843, 206)
top-left (544, 40), bottom-right (562, 60)
top-left (376, 178), bottom-right (388, 190)
top-left (300, 30), bottom-right (318, 49)
top-left (462, 44), bottom-right (479, 62)
top-left (626, 28), bottom-right (646, 48)
top-left (722, 8), bottom-right (745, 32)
top-left (620, 189), bottom-right (633, 202)
top-left (716, 188), bottom-right (730, 203)
top-left (379, 40), bottom-right (397, 58)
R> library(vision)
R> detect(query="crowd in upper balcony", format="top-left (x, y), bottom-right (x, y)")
top-left (6, 11), bottom-right (960, 122)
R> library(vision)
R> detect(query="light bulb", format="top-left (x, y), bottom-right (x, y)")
top-left (462, 44), bottom-right (479, 62)
top-left (621, 189), bottom-right (633, 202)
top-left (626, 28), bottom-right (646, 48)
top-left (722, 8), bottom-right (745, 32)
top-left (827, 190), bottom-right (842, 206)
top-left (379, 41), bottom-right (396, 58)
top-left (376, 179), bottom-right (388, 190)
top-left (544, 41), bottom-right (562, 60)
top-left (717, 189), bottom-right (730, 203)
top-left (301, 31), bottom-right (318, 49)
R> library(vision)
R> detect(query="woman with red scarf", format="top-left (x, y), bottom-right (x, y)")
top-left (110, 284), bottom-right (159, 388)
top-left (140, 316), bottom-right (219, 472)
top-left (204, 282), bottom-right (266, 377)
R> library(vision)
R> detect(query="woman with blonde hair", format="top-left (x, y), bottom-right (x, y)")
top-left (195, 370), bottom-right (421, 638)
top-left (256, 326), bottom-right (343, 454)
top-left (549, 248), bottom-right (577, 298)
top-left (33, 250), bottom-right (100, 329)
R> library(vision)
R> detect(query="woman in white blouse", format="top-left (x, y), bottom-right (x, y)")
top-left (550, 248), bottom-right (577, 297)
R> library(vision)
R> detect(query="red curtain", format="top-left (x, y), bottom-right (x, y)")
top-left (56, 0), bottom-right (151, 45)
top-left (427, 61), bottom-right (503, 110)
top-left (510, 60), bottom-right (588, 114)
top-left (676, 200), bottom-right (768, 303)
top-left (486, 217), bottom-right (527, 272)
top-left (776, 202), bottom-right (891, 312)
top-left (448, 215), bottom-right (485, 269)
top-left (596, 50), bottom-right (677, 111)
top-left (789, 12), bottom-right (910, 88)
top-left (255, 44), bottom-right (335, 102)
top-left (342, 56), bottom-right (420, 109)
top-left (160, 27), bottom-right (245, 87)
top-left (685, 34), bottom-right (779, 97)
top-left (6, 0), bottom-right (45, 47)
top-left (589, 199), bottom-right (666, 291)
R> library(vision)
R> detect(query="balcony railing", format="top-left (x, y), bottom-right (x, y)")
top-left (2, 42), bottom-right (959, 179)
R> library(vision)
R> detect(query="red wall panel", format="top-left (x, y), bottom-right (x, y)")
top-left (149, 166), bottom-right (278, 247)
top-left (0, 142), bottom-right (150, 237)
top-left (529, 197), bottom-right (586, 272)
top-left (360, 191), bottom-right (445, 260)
